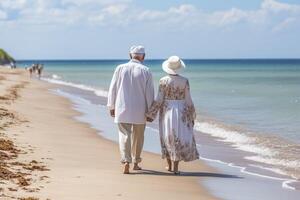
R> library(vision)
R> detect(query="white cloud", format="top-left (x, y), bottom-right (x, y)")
top-left (262, 0), bottom-right (300, 13)
top-left (0, 0), bottom-right (27, 10)
top-left (61, 0), bottom-right (131, 6)
top-left (0, 0), bottom-right (299, 32)
top-left (210, 8), bottom-right (248, 26)
top-left (139, 5), bottom-right (191, 21)
top-left (135, 0), bottom-right (300, 30)
top-left (137, 4), bottom-right (200, 28)
top-left (272, 17), bottom-right (296, 32)
top-left (87, 3), bottom-right (130, 26)
top-left (207, 0), bottom-right (300, 29)
top-left (169, 4), bottom-right (197, 15)
top-left (102, 4), bottom-right (127, 15)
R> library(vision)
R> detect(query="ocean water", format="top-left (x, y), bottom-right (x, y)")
top-left (18, 59), bottom-right (300, 195)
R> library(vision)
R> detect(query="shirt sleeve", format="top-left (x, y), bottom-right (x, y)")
top-left (107, 67), bottom-right (119, 110)
top-left (145, 72), bottom-right (155, 112)
top-left (185, 80), bottom-right (196, 120)
top-left (146, 79), bottom-right (165, 120)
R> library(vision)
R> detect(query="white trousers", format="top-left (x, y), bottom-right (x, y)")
top-left (118, 123), bottom-right (145, 164)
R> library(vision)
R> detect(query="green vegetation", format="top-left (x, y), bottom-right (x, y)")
top-left (0, 49), bottom-right (15, 65)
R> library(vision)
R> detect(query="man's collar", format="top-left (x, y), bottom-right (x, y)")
top-left (130, 59), bottom-right (142, 64)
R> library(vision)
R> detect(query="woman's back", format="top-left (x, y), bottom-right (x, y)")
top-left (159, 75), bottom-right (189, 100)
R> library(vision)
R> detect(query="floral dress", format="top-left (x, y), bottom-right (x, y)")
top-left (146, 75), bottom-right (199, 162)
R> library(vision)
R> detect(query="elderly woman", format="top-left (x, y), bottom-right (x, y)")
top-left (146, 56), bottom-right (199, 174)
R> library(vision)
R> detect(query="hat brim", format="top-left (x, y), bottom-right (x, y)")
top-left (162, 59), bottom-right (185, 75)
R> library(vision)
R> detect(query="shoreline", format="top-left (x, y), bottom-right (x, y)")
top-left (41, 71), bottom-right (300, 189)
top-left (0, 68), bottom-right (218, 199)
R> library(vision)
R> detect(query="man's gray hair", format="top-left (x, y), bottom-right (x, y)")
top-left (131, 53), bottom-right (145, 59)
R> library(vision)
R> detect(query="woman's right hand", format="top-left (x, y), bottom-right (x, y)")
top-left (146, 117), bottom-right (154, 122)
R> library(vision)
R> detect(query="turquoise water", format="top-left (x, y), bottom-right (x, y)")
top-left (19, 59), bottom-right (300, 142)
top-left (18, 59), bottom-right (300, 188)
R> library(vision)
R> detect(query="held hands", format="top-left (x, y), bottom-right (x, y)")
top-left (146, 117), bottom-right (154, 122)
top-left (110, 109), bottom-right (115, 117)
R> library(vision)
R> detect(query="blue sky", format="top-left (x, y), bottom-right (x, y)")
top-left (0, 0), bottom-right (300, 59)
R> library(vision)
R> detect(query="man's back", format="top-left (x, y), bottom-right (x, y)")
top-left (107, 59), bottom-right (154, 124)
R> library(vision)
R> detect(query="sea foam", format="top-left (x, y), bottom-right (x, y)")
top-left (194, 120), bottom-right (300, 189)
top-left (42, 76), bottom-right (108, 98)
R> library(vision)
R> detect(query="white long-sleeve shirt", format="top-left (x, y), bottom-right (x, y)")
top-left (107, 59), bottom-right (154, 124)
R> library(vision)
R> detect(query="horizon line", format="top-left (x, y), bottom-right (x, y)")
top-left (16, 58), bottom-right (300, 61)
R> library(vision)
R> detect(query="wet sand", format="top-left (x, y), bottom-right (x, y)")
top-left (0, 68), bottom-right (217, 199)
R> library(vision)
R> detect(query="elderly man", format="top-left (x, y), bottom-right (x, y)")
top-left (107, 45), bottom-right (154, 174)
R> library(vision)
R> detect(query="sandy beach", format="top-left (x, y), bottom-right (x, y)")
top-left (0, 68), bottom-right (217, 199)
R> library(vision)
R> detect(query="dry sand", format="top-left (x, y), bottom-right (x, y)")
top-left (0, 68), bottom-right (218, 200)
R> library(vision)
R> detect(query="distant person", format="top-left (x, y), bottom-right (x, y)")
top-left (37, 64), bottom-right (43, 78)
top-left (107, 45), bottom-right (154, 174)
top-left (146, 56), bottom-right (199, 174)
top-left (28, 65), bottom-right (34, 78)
top-left (32, 64), bottom-right (38, 73)
top-left (10, 62), bottom-right (16, 69)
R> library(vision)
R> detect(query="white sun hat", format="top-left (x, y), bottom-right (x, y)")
top-left (129, 45), bottom-right (145, 54)
top-left (162, 56), bottom-right (185, 75)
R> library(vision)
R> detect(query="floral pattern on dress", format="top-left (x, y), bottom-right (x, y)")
top-left (182, 105), bottom-right (196, 129)
top-left (161, 129), bottom-right (199, 162)
top-left (159, 101), bottom-right (169, 119)
top-left (159, 79), bottom-right (185, 100)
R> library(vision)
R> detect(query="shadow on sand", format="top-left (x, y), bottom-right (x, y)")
top-left (130, 169), bottom-right (242, 179)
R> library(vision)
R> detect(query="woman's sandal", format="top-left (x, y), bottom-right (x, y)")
top-left (133, 165), bottom-right (142, 170)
